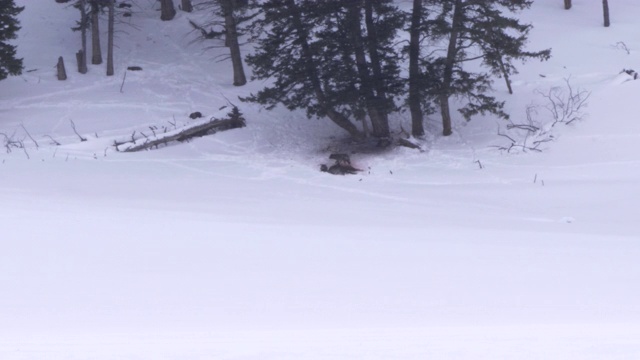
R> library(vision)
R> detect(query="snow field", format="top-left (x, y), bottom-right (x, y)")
top-left (1, 0), bottom-right (640, 358)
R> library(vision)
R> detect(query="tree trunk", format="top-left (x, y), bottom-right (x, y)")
top-left (603, 0), bottom-right (610, 27)
top-left (181, 0), bottom-right (193, 12)
top-left (220, 0), bottom-right (247, 86)
top-left (346, 2), bottom-right (389, 139)
top-left (90, 1), bottom-right (102, 65)
top-left (363, 0), bottom-right (391, 139)
top-left (440, 0), bottom-right (463, 136)
top-left (160, 0), bottom-right (176, 21)
top-left (78, 0), bottom-right (88, 73)
top-left (57, 56), bottom-right (67, 80)
top-left (121, 113), bottom-right (246, 152)
top-left (498, 55), bottom-right (513, 94)
top-left (106, 0), bottom-right (114, 76)
top-left (408, 0), bottom-right (425, 137)
top-left (76, 50), bottom-right (87, 73)
top-left (564, 0), bottom-right (571, 10)
top-left (284, 0), bottom-right (362, 139)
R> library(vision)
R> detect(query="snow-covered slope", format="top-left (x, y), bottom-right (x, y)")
top-left (1, 1), bottom-right (639, 359)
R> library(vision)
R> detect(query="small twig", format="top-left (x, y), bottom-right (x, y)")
top-left (21, 124), bottom-right (39, 149)
top-left (120, 70), bottom-right (127, 93)
top-left (19, 141), bottom-right (29, 159)
top-left (70, 119), bottom-right (87, 142)
top-left (44, 135), bottom-right (61, 146)
top-left (615, 41), bottom-right (631, 55)
top-left (506, 123), bottom-right (539, 132)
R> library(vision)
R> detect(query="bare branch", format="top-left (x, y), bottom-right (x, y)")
top-left (20, 124), bottom-right (39, 149)
top-left (70, 119), bottom-right (88, 142)
top-left (43, 135), bottom-right (61, 146)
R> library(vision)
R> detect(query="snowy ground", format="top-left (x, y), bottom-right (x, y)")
top-left (1, 0), bottom-right (640, 359)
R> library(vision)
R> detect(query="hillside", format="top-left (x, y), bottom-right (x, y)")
top-left (1, 1), bottom-right (640, 359)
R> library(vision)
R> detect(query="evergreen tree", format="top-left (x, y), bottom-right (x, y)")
top-left (0, 0), bottom-right (24, 81)
top-left (344, 0), bottom-right (404, 139)
top-left (220, 0), bottom-right (247, 85)
top-left (429, 0), bottom-right (550, 136)
top-left (244, 0), bottom-right (362, 138)
top-left (189, 0), bottom-right (253, 86)
top-left (407, 0), bottom-right (426, 137)
top-left (405, 0), bottom-right (447, 138)
top-left (245, 0), bottom-right (404, 140)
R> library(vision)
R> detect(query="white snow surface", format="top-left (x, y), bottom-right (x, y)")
top-left (1, 1), bottom-right (640, 359)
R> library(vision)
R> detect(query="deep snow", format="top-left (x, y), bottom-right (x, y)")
top-left (1, 0), bottom-right (640, 359)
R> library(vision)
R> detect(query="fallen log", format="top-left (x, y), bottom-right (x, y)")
top-left (397, 137), bottom-right (423, 151)
top-left (119, 106), bottom-right (245, 152)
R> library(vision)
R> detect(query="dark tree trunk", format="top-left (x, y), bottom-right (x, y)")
top-left (498, 55), bottom-right (513, 94)
top-left (564, 0), bottom-right (571, 10)
top-left (57, 56), bottom-right (67, 80)
top-left (160, 0), bottom-right (176, 21)
top-left (220, 0), bottom-right (247, 86)
top-left (439, 0), bottom-right (464, 136)
top-left (346, 2), bottom-right (389, 139)
top-left (106, 0), bottom-right (114, 76)
top-left (284, 0), bottom-right (362, 139)
top-left (603, 0), bottom-right (610, 27)
top-left (181, 0), bottom-right (193, 12)
top-left (78, 0), bottom-right (88, 73)
top-left (90, 1), bottom-right (102, 65)
top-left (363, 0), bottom-right (391, 139)
top-left (76, 50), bottom-right (87, 73)
top-left (408, 0), bottom-right (425, 137)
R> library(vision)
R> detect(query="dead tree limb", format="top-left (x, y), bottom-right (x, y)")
top-left (120, 107), bottom-right (246, 152)
top-left (70, 119), bottom-right (87, 142)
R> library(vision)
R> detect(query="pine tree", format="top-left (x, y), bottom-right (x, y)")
top-left (244, 0), bottom-right (362, 138)
top-left (0, 0), bottom-right (24, 81)
top-left (407, 0), bottom-right (425, 137)
top-left (219, 0), bottom-right (247, 86)
top-left (245, 0), bottom-right (403, 140)
top-left (343, 0), bottom-right (404, 139)
top-left (189, 0), bottom-right (252, 86)
top-left (429, 0), bottom-right (550, 136)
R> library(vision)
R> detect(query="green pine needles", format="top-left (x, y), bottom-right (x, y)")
top-left (243, 0), bottom-right (550, 139)
top-left (0, 0), bottom-right (24, 81)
